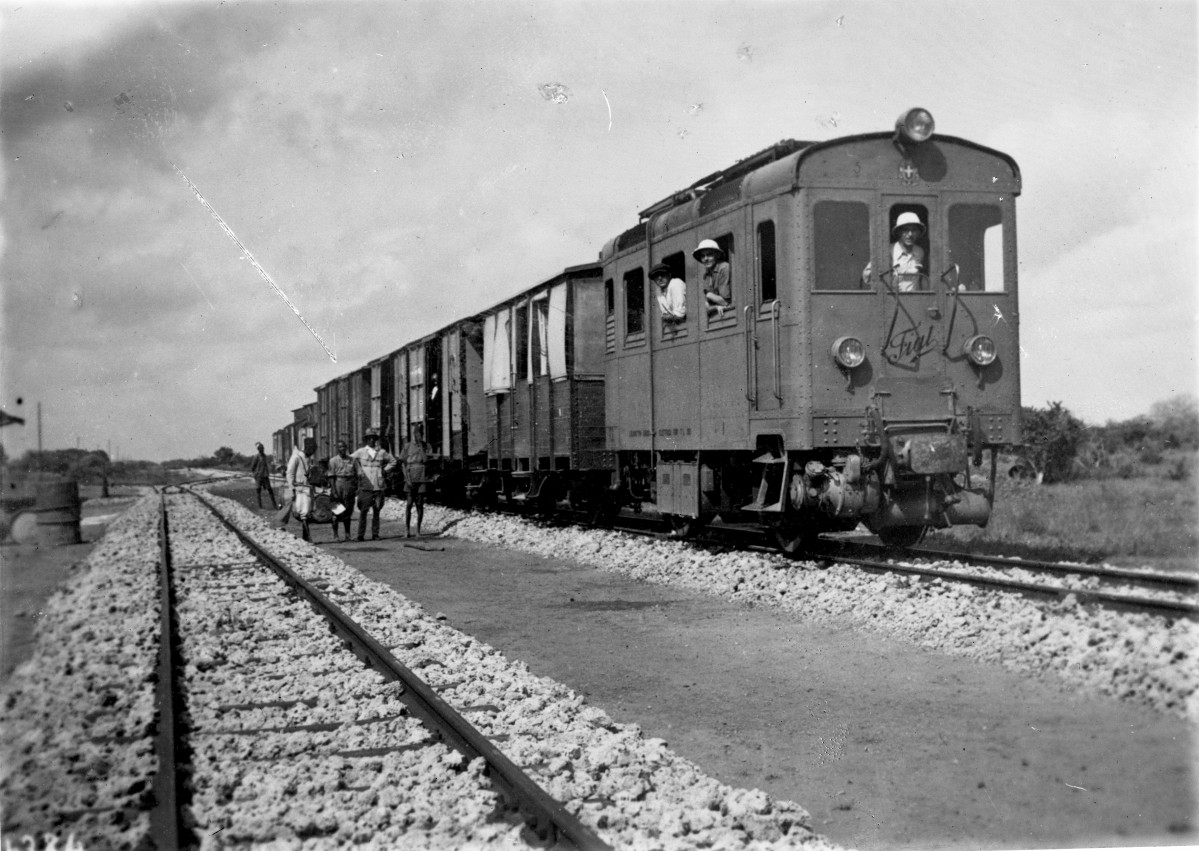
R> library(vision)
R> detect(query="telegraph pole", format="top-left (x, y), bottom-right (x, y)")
top-left (37, 403), bottom-right (42, 453)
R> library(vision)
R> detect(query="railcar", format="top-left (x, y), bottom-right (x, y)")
top-left (600, 108), bottom-right (1021, 550)
top-left (388, 318), bottom-right (488, 499)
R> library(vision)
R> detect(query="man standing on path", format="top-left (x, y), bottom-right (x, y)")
top-left (350, 429), bottom-right (397, 541)
top-left (250, 442), bottom-right (279, 509)
top-left (400, 423), bottom-right (430, 538)
top-left (286, 437), bottom-right (316, 542)
top-left (326, 440), bottom-right (356, 542)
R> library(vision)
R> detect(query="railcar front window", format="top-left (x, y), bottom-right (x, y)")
top-left (948, 203), bottom-right (1005, 292)
top-left (814, 201), bottom-right (870, 290)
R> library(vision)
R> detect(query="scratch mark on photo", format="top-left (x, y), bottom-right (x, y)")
top-left (180, 261), bottom-right (217, 312)
top-left (171, 163), bottom-right (337, 362)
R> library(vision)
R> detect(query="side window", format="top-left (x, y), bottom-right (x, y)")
top-left (604, 278), bottom-right (616, 354)
top-left (814, 201), bottom-right (870, 290)
top-left (887, 204), bottom-right (930, 292)
top-left (662, 251), bottom-right (686, 282)
top-left (948, 204), bottom-right (1005, 292)
top-left (624, 268), bottom-right (645, 337)
top-left (515, 304), bottom-right (529, 380)
top-left (757, 221), bottom-right (777, 303)
top-left (531, 298), bottom-right (548, 377)
top-left (699, 233), bottom-right (735, 323)
top-left (658, 251), bottom-right (687, 332)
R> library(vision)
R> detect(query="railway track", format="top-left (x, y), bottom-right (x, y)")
top-left (156, 488), bottom-right (609, 848)
top-left (809, 539), bottom-right (1198, 621)
top-left (589, 513), bottom-right (1198, 622)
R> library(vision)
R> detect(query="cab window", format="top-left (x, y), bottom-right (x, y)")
top-left (887, 204), bottom-right (930, 292)
top-left (948, 203), bottom-right (1005, 292)
top-left (814, 201), bottom-right (870, 290)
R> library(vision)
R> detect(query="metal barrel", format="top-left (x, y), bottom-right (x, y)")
top-left (35, 478), bottom-right (81, 546)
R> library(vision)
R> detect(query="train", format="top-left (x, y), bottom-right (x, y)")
top-left (275, 108), bottom-right (1022, 553)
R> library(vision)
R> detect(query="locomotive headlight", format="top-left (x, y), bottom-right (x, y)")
top-left (832, 336), bottom-right (866, 369)
top-left (963, 334), bottom-right (997, 366)
top-left (894, 108), bottom-right (935, 145)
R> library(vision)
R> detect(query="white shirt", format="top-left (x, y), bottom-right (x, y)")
top-left (656, 278), bottom-right (687, 321)
top-left (892, 241), bottom-right (925, 291)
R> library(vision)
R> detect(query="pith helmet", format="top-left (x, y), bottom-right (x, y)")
top-left (892, 212), bottom-right (925, 237)
top-left (692, 239), bottom-right (724, 260)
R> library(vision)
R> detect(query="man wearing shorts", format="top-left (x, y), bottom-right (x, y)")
top-left (286, 437), bottom-right (317, 542)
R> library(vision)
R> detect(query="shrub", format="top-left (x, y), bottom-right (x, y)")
top-left (1021, 402), bottom-right (1085, 483)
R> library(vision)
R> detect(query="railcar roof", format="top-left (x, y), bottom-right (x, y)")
top-left (635, 131), bottom-right (1021, 224)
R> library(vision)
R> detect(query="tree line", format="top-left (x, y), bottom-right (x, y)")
top-left (1020, 395), bottom-right (1197, 482)
top-left (2, 395), bottom-right (1195, 488)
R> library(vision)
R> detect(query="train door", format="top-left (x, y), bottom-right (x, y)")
top-left (408, 346), bottom-right (425, 448)
top-left (874, 195), bottom-right (947, 399)
top-left (394, 351), bottom-right (407, 453)
top-left (749, 199), bottom-right (787, 420)
top-left (425, 338), bottom-right (443, 454)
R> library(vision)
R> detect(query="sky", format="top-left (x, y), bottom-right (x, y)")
top-left (0, 0), bottom-right (1195, 462)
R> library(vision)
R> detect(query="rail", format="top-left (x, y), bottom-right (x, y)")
top-left (191, 489), bottom-right (612, 850)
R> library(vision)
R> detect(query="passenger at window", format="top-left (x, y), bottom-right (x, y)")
top-left (863, 212), bottom-right (927, 291)
top-left (650, 262), bottom-right (686, 324)
top-left (890, 212), bottom-right (926, 291)
top-left (694, 239), bottom-right (731, 317)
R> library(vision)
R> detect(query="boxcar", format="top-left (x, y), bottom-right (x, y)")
top-left (387, 317), bottom-right (488, 499)
top-left (471, 263), bottom-right (611, 510)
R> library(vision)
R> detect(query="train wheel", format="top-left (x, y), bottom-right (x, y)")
top-left (877, 525), bottom-right (927, 548)
top-left (774, 517), bottom-right (818, 558)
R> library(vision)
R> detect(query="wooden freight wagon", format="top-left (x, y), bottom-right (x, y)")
top-left (473, 263), bottom-right (612, 510)
top-left (388, 317), bottom-right (486, 500)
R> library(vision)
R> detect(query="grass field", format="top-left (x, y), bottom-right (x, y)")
top-left (925, 456), bottom-right (1198, 572)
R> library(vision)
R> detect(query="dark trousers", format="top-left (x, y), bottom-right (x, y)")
top-left (255, 478), bottom-right (278, 508)
top-left (356, 489), bottom-right (385, 539)
top-left (330, 481), bottom-right (355, 536)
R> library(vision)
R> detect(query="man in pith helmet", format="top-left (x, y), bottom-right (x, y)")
top-left (890, 211), bottom-right (926, 292)
top-left (694, 239), bottom-right (731, 317)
